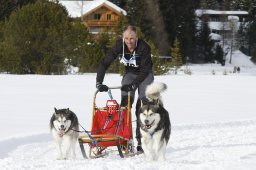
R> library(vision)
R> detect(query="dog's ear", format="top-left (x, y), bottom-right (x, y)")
top-left (54, 107), bottom-right (58, 114)
top-left (66, 108), bottom-right (70, 114)
top-left (154, 99), bottom-right (160, 106)
top-left (140, 100), bottom-right (144, 107)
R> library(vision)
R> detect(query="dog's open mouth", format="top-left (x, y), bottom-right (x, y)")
top-left (145, 120), bottom-right (155, 129)
top-left (58, 128), bottom-right (66, 137)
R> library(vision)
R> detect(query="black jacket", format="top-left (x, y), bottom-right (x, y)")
top-left (96, 38), bottom-right (153, 86)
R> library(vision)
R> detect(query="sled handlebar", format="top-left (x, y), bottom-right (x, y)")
top-left (94, 86), bottom-right (121, 96)
top-left (94, 86), bottom-right (131, 100)
top-left (108, 86), bottom-right (122, 90)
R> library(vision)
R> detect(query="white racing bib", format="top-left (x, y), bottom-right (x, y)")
top-left (120, 55), bottom-right (138, 67)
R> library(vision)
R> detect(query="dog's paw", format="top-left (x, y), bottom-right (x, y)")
top-left (56, 155), bottom-right (63, 160)
top-left (145, 154), bottom-right (154, 161)
top-left (73, 154), bottom-right (76, 159)
top-left (158, 156), bottom-right (166, 161)
top-left (63, 153), bottom-right (70, 160)
top-left (146, 157), bottom-right (154, 161)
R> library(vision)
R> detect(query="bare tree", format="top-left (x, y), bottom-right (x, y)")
top-left (228, 15), bottom-right (239, 64)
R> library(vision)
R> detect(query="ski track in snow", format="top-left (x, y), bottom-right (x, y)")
top-left (1, 120), bottom-right (256, 170)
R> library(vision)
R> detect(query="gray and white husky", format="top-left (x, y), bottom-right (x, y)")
top-left (50, 108), bottom-right (79, 160)
top-left (139, 82), bottom-right (171, 161)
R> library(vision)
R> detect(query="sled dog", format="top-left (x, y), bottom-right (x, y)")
top-left (50, 108), bottom-right (79, 160)
top-left (139, 82), bottom-right (171, 161)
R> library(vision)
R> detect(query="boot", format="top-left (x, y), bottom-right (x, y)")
top-left (135, 98), bottom-right (143, 153)
top-left (120, 95), bottom-right (134, 107)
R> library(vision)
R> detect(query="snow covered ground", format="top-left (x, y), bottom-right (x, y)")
top-left (1, 62), bottom-right (256, 169)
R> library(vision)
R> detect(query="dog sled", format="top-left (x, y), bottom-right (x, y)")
top-left (78, 87), bottom-right (139, 159)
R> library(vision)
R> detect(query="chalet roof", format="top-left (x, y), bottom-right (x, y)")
top-left (209, 33), bottom-right (222, 41)
top-left (59, 0), bottom-right (127, 18)
top-left (195, 9), bottom-right (248, 17)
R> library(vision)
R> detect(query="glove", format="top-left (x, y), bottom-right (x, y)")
top-left (121, 84), bottom-right (137, 92)
top-left (96, 82), bottom-right (109, 92)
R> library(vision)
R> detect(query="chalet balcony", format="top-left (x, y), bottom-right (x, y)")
top-left (85, 20), bottom-right (118, 27)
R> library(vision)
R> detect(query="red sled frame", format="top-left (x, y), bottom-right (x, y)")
top-left (78, 87), bottom-right (134, 159)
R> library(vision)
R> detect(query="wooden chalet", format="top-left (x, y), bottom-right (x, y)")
top-left (60, 0), bottom-right (127, 34)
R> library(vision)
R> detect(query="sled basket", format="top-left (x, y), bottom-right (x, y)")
top-left (78, 87), bottom-right (135, 159)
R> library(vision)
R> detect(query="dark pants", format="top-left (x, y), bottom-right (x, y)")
top-left (120, 71), bottom-right (154, 146)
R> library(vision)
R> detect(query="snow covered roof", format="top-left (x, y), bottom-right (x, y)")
top-left (196, 9), bottom-right (248, 17)
top-left (209, 33), bottom-right (222, 41)
top-left (228, 16), bottom-right (239, 21)
top-left (59, 0), bottom-right (127, 18)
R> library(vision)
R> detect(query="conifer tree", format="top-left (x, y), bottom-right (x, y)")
top-left (197, 20), bottom-right (214, 62)
top-left (215, 44), bottom-right (224, 64)
top-left (0, 0), bottom-right (38, 22)
top-left (149, 40), bottom-right (171, 75)
top-left (158, 0), bottom-right (197, 59)
top-left (79, 42), bottom-right (104, 73)
top-left (0, 0), bottom-right (38, 69)
top-left (170, 37), bottom-right (183, 73)
top-left (1, 1), bottom-right (77, 74)
top-left (247, 3), bottom-right (256, 61)
top-left (108, 0), bottom-right (126, 9)
top-left (136, 26), bottom-right (171, 75)
top-left (64, 19), bottom-right (91, 69)
top-left (124, 0), bottom-right (152, 38)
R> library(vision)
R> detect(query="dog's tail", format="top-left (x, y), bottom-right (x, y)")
top-left (146, 82), bottom-right (167, 100)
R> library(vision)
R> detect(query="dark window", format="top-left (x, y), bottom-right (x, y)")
top-left (107, 14), bottom-right (111, 20)
top-left (94, 14), bottom-right (101, 20)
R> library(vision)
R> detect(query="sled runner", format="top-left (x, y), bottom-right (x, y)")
top-left (78, 87), bottom-right (140, 159)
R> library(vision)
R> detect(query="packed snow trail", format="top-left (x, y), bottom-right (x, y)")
top-left (1, 120), bottom-right (256, 170)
